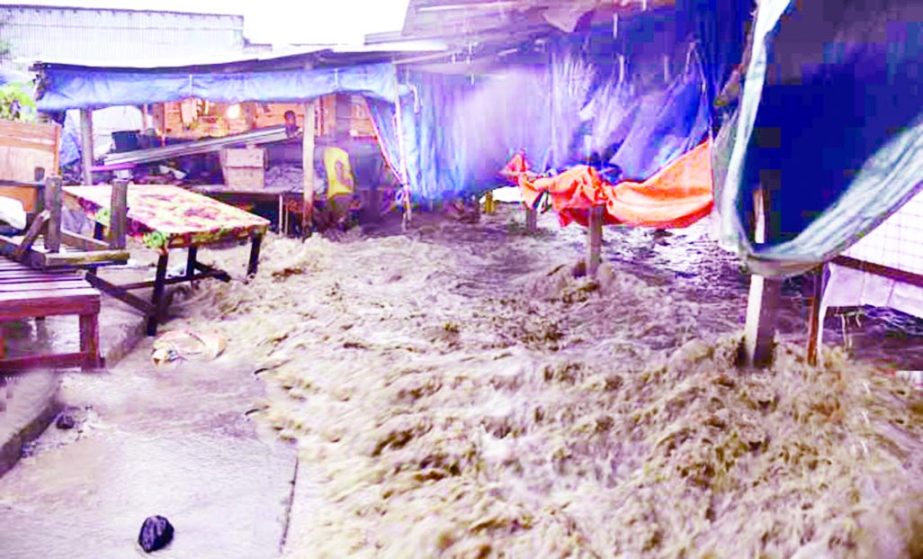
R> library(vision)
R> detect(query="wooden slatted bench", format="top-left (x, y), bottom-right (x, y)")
top-left (0, 259), bottom-right (102, 372)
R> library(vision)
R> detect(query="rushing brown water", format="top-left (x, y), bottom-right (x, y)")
top-left (159, 205), bottom-right (922, 558)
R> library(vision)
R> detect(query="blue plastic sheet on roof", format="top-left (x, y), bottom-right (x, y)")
top-left (36, 63), bottom-right (403, 111)
top-left (715, 0), bottom-right (923, 277)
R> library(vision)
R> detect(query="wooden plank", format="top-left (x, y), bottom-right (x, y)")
top-left (0, 280), bottom-right (93, 292)
top-left (43, 177), bottom-right (62, 253)
top-left (119, 270), bottom-right (229, 291)
top-left (0, 287), bottom-right (99, 302)
top-left (0, 352), bottom-right (91, 373)
top-left (194, 261), bottom-right (232, 283)
top-left (61, 230), bottom-right (111, 251)
top-left (0, 294), bottom-right (99, 321)
top-left (832, 255), bottom-right (923, 290)
top-left (0, 275), bottom-right (84, 285)
top-left (0, 119), bottom-right (60, 143)
top-left (13, 210), bottom-right (50, 261)
top-left (85, 273), bottom-right (157, 316)
top-left (40, 249), bottom-right (130, 268)
top-left (80, 109), bottom-right (94, 186)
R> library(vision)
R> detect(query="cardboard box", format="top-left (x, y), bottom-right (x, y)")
top-left (220, 147), bottom-right (265, 188)
top-left (220, 147), bottom-right (265, 168)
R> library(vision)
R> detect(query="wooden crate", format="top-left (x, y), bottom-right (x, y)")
top-left (0, 120), bottom-right (61, 212)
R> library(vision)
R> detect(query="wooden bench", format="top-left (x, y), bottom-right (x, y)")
top-left (0, 259), bottom-right (102, 372)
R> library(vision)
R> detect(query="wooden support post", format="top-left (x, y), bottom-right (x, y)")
top-left (185, 247), bottom-right (198, 280)
top-left (109, 179), bottom-right (128, 250)
top-left (806, 265), bottom-right (827, 366)
top-left (79, 313), bottom-right (102, 370)
top-left (44, 176), bottom-right (62, 253)
top-left (742, 186), bottom-right (782, 368)
top-left (248, 233), bottom-right (263, 277)
top-left (147, 252), bottom-right (169, 336)
top-left (586, 205), bottom-right (604, 277)
top-left (80, 109), bottom-right (94, 186)
top-left (302, 101), bottom-right (316, 238)
top-left (525, 207), bottom-right (538, 232)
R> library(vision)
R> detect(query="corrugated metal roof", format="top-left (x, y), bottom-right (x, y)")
top-left (400, 0), bottom-right (674, 40)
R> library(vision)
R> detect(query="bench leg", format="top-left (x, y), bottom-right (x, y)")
top-left (79, 313), bottom-right (101, 370)
top-left (147, 252), bottom-right (169, 336)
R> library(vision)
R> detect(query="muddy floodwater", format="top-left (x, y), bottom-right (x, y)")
top-left (12, 205), bottom-right (923, 558)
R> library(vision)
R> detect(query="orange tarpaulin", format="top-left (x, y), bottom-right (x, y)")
top-left (507, 142), bottom-right (714, 229)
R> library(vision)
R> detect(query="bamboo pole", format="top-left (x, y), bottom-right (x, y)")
top-left (302, 101), bottom-right (316, 238)
top-left (80, 109), bottom-right (94, 185)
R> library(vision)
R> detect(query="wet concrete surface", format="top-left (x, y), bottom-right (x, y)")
top-left (0, 372), bottom-right (61, 477)
top-left (0, 338), bottom-right (297, 559)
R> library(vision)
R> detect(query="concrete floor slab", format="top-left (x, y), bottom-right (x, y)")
top-left (0, 339), bottom-right (297, 559)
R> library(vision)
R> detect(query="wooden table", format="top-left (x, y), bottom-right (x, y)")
top-left (0, 258), bottom-right (101, 372)
top-left (63, 184), bottom-right (270, 336)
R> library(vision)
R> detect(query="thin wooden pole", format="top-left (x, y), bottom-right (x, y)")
top-left (586, 205), bottom-right (604, 277)
top-left (806, 265), bottom-right (827, 366)
top-left (742, 185), bottom-right (782, 368)
top-left (302, 101), bottom-right (316, 238)
top-left (109, 179), bottom-right (128, 250)
top-left (43, 176), bottom-right (62, 253)
top-left (80, 109), bottom-right (94, 186)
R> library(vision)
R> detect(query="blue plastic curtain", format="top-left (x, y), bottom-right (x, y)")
top-left (366, 97), bottom-right (407, 185)
top-left (715, 0), bottom-right (923, 277)
top-left (393, 7), bottom-right (726, 202)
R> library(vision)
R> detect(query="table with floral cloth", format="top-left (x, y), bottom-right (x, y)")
top-left (63, 184), bottom-right (270, 251)
top-left (62, 184), bottom-right (269, 336)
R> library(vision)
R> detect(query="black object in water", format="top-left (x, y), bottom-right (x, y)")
top-left (138, 515), bottom-right (174, 553)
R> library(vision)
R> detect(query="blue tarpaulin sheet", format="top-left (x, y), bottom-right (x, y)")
top-left (392, 6), bottom-right (736, 202)
top-left (38, 7), bottom-right (748, 206)
top-left (715, 0), bottom-right (923, 276)
top-left (37, 62), bottom-right (403, 111)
